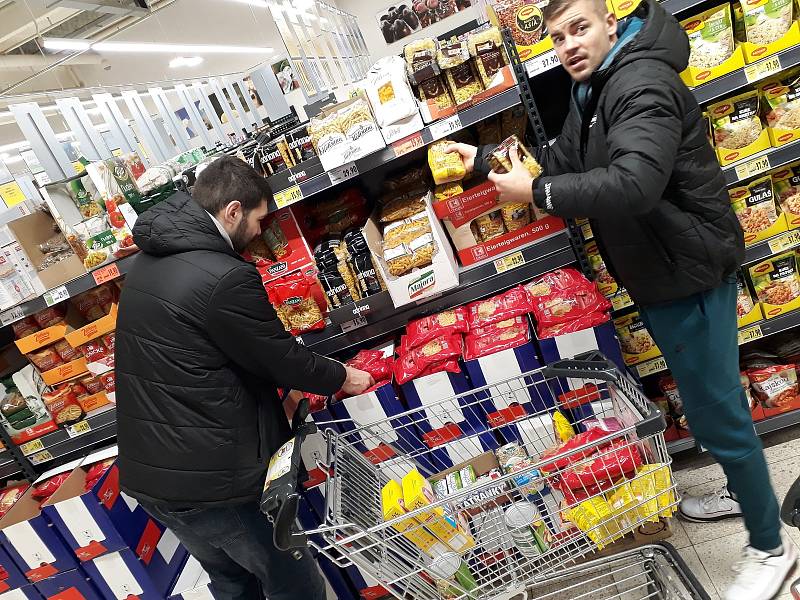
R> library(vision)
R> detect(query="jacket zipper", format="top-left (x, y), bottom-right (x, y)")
top-left (256, 407), bottom-right (263, 461)
top-left (642, 222), bottom-right (676, 269)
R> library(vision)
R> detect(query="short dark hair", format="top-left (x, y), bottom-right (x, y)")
top-left (543, 0), bottom-right (608, 23)
top-left (192, 155), bottom-right (272, 215)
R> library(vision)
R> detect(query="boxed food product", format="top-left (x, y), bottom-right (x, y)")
top-left (709, 90), bottom-right (771, 166)
top-left (381, 480), bottom-right (450, 557)
top-left (246, 207), bottom-right (315, 285)
top-left (749, 250), bottom-right (800, 317)
top-left (737, 270), bottom-right (763, 327)
top-left (432, 180), bottom-right (566, 266)
top-left (738, 0), bottom-right (799, 62)
top-left (729, 174), bottom-right (788, 244)
top-left (364, 193), bottom-right (459, 307)
top-left (487, 0), bottom-right (553, 62)
top-left (772, 162), bottom-right (800, 228)
top-left (680, 4), bottom-right (745, 87)
top-left (613, 312), bottom-right (662, 365)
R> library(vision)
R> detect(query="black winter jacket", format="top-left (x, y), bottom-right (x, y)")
top-left (115, 192), bottom-right (345, 507)
top-left (479, 0), bottom-right (744, 305)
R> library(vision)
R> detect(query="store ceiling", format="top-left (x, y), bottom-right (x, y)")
top-left (0, 0), bottom-right (283, 98)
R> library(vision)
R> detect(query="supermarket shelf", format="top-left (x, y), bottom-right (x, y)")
top-left (723, 139), bottom-right (800, 187)
top-left (668, 407), bottom-right (800, 453)
top-left (0, 254), bottom-right (136, 329)
top-left (0, 451), bottom-right (20, 480)
top-left (300, 231), bottom-right (576, 355)
top-left (19, 407), bottom-right (117, 470)
top-left (738, 308), bottom-right (800, 345)
top-left (661, 0), bottom-right (706, 15)
top-left (690, 45), bottom-right (800, 105)
top-left (524, 50), bottom-right (561, 78)
top-left (743, 229), bottom-right (800, 265)
top-left (264, 88), bottom-right (522, 208)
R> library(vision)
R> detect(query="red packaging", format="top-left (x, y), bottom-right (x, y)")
top-left (749, 364), bottom-right (798, 408)
top-left (304, 393), bottom-right (330, 412)
top-left (100, 370), bottom-right (115, 394)
top-left (539, 428), bottom-right (612, 473)
top-left (53, 338), bottom-right (82, 362)
top-left (265, 270), bottom-right (328, 336)
top-left (405, 308), bottom-right (469, 351)
top-left (464, 319), bottom-right (531, 360)
top-left (101, 332), bottom-right (115, 353)
top-left (416, 358), bottom-right (462, 379)
top-left (84, 458), bottom-right (115, 491)
top-left (32, 473), bottom-right (71, 502)
top-left (33, 307), bottom-right (65, 329)
top-left (393, 335), bottom-right (463, 385)
top-left (526, 268), bottom-right (611, 328)
top-left (557, 440), bottom-right (643, 491)
top-left (27, 346), bottom-right (63, 371)
top-left (346, 350), bottom-right (394, 382)
top-left (12, 317), bottom-right (39, 339)
top-left (537, 312), bottom-right (610, 338)
top-left (467, 286), bottom-right (532, 329)
top-left (80, 340), bottom-right (108, 363)
top-left (0, 484), bottom-right (28, 518)
top-left (78, 376), bottom-right (104, 395)
top-left (42, 384), bottom-right (84, 426)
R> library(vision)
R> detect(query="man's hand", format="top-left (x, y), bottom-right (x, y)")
top-left (488, 148), bottom-right (534, 204)
top-left (341, 366), bottom-right (375, 396)
top-left (443, 143), bottom-right (478, 175)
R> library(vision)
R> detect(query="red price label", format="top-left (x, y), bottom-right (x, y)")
top-left (92, 262), bottom-right (121, 285)
top-left (392, 132), bottom-right (424, 158)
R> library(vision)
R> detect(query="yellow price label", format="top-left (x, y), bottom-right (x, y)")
top-left (66, 420), bottom-right (91, 438)
top-left (768, 229), bottom-right (800, 254)
top-left (636, 356), bottom-right (668, 378)
top-left (30, 450), bottom-right (54, 465)
top-left (0, 182), bottom-right (26, 207)
top-left (581, 223), bottom-right (594, 240)
top-left (734, 155), bottom-right (771, 182)
top-left (111, 148), bottom-right (123, 157)
top-left (611, 291), bottom-right (633, 311)
top-left (72, 161), bottom-right (85, 174)
top-left (745, 56), bottom-right (782, 84)
top-left (738, 324), bottom-right (764, 345)
top-left (274, 185), bottom-right (303, 209)
top-left (494, 251), bottom-right (526, 274)
top-left (19, 438), bottom-right (44, 456)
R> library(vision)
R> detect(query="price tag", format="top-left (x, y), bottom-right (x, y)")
top-left (580, 222), bottom-right (594, 240)
top-left (494, 251), bottom-right (526, 274)
top-left (72, 161), bottom-right (85, 174)
top-left (43, 285), bottom-right (70, 307)
top-left (525, 50), bottom-right (561, 77)
top-left (273, 185), bottom-right (303, 209)
top-left (111, 148), bottom-right (123, 157)
top-left (0, 306), bottom-right (25, 326)
top-left (734, 155), bottom-right (771, 182)
top-left (30, 450), bottom-right (54, 465)
top-left (611, 291), bottom-right (633, 311)
top-left (92, 263), bottom-right (121, 286)
top-left (0, 182), bottom-right (26, 208)
top-left (768, 229), bottom-right (800, 255)
top-left (745, 55), bottom-right (782, 84)
top-left (328, 162), bottom-right (359, 185)
top-left (66, 420), bottom-right (91, 438)
top-left (428, 115), bottom-right (463, 142)
top-left (19, 438), bottom-right (44, 456)
top-left (738, 324), bottom-right (764, 345)
top-left (392, 132), bottom-right (425, 158)
top-left (636, 356), bottom-right (668, 378)
top-left (341, 317), bottom-right (368, 333)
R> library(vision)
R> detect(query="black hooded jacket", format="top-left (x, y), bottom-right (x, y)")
top-left (115, 192), bottom-right (345, 507)
top-left (478, 0), bottom-right (744, 305)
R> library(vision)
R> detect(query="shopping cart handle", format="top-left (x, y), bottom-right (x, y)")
top-left (541, 351), bottom-right (619, 382)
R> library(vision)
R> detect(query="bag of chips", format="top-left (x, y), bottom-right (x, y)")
top-left (466, 286), bottom-right (532, 329)
top-left (749, 364), bottom-right (798, 407)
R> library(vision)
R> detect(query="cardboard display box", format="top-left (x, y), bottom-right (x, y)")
top-left (82, 547), bottom-right (187, 600)
top-left (33, 569), bottom-right (101, 600)
top-left (536, 321), bottom-right (626, 373)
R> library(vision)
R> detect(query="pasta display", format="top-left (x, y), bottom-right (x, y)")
top-left (729, 175), bottom-right (780, 234)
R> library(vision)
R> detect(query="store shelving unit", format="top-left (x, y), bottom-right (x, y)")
top-left (660, 0), bottom-right (706, 15)
top-left (722, 140), bottom-right (800, 187)
top-left (300, 231), bottom-right (577, 355)
top-left (0, 450), bottom-right (21, 480)
top-left (264, 87), bottom-right (523, 212)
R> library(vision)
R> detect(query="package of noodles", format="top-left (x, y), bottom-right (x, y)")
top-left (467, 26), bottom-right (510, 88)
top-left (637, 464), bottom-right (678, 518)
top-left (681, 4), bottom-right (735, 70)
top-left (265, 270), bottom-right (328, 335)
top-left (741, 0), bottom-right (793, 46)
top-left (761, 70), bottom-right (800, 133)
top-left (773, 162), bottom-right (800, 226)
top-left (729, 174), bottom-right (781, 243)
top-left (709, 90), bottom-right (765, 151)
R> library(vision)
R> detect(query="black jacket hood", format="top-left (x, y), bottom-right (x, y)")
top-left (605, 0), bottom-right (690, 77)
top-left (132, 191), bottom-right (239, 258)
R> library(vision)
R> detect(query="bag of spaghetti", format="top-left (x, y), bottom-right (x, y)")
top-left (265, 270), bottom-right (328, 335)
top-left (709, 90), bottom-right (765, 152)
top-left (740, 0), bottom-right (793, 46)
top-left (761, 70), bottom-right (800, 133)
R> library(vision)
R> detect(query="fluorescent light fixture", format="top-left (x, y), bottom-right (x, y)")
top-left (43, 38), bottom-right (92, 51)
top-left (169, 56), bottom-right (204, 68)
top-left (92, 42), bottom-right (273, 53)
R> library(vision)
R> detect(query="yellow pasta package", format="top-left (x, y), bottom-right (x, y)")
top-left (637, 464), bottom-right (678, 518)
top-left (428, 140), bottom-right (467, 185)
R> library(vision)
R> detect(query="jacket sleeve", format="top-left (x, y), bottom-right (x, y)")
top-left (205, 264), bottom-right (346, 396)
top-left (532, 83), bottom-right (684, 218)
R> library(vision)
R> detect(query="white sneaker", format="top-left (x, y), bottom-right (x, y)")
top-left (724, 534), bottom-right (798, 600)
top-left (679, 485), bottom-right (743, 522)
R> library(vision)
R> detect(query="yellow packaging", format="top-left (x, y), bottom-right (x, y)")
top-left (613, 312), bottom-right (662, 366)
top-left (772, 162), bottom-right (800, 228)
top-left (749, 250), bottom-right (800, 316)
top-left (708, 90), bottom-right (772, 166)
top-left (739, 0), bottom-right (799, 62)
top-left (607, 0), bottom-right (642, 18)
top-left (381, 480), bottom-right (450, 557)
top-left (428, 140), bottom-right (467, 185)
top-left (680, 4), bottom-right (744, 87)
top-left (565, 496), bottom-right (622, 549)
top-left (434, 181), bottom-right (464, 202)
top-left (637, 464), bottom-right (678, 518)
top-left (553, 410), bottom-right (575, 442)
top-left (628, 473), bottom-right (660, 523)
top-left (401, 469), bottom-right (475, 552)
top-left (729, 174), bottom-right (787, 245)
top-left (607, 483), bottom-right (640, 531)
top-left (585, 240), bottom-right (618, 296)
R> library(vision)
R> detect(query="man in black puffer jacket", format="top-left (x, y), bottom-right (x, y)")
top-left (449, 0), bottom-right (794, 597)
top-left (116, 156), bottom-right (373, 600)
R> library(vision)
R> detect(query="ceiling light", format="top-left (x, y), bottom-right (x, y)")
top-left (295, 0), bottom-right (314, 9)
top-left (91, 42), bottom-right (274, 54)
top-left (169, 56), bottom-right (204, 68)
top-left (43, 38), bottom-right (92, 51)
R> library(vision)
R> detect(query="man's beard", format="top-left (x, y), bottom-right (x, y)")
top-left (231, 218), bottom-right (256, 254)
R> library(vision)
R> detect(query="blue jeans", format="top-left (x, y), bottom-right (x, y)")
top-left (140, 501), bottom-right (325, 600)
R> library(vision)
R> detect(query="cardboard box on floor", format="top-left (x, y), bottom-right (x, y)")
top-left (82, 547), bottom-right (189, 600)
top-left (34, 568), bottom-right (102, 600)
top-left (0, 585), bottom-right (40, 600)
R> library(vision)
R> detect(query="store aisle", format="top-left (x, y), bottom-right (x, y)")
top-left (671, 429), bottom-right (800, 600)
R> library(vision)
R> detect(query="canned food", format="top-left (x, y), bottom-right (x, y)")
top-left (504, 502), bottom-right (542, 558)
top-left (427, 552), bottom-right (478, 597)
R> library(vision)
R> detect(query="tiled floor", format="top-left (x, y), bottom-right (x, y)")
top-left (670, 426), bottom-right (800, 600)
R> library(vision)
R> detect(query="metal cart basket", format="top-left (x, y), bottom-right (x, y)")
top-left (264, 353), bottom-right (682, 600)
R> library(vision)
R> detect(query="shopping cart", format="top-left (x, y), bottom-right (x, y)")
top-left (263, 352), bottom-right (683, 600)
